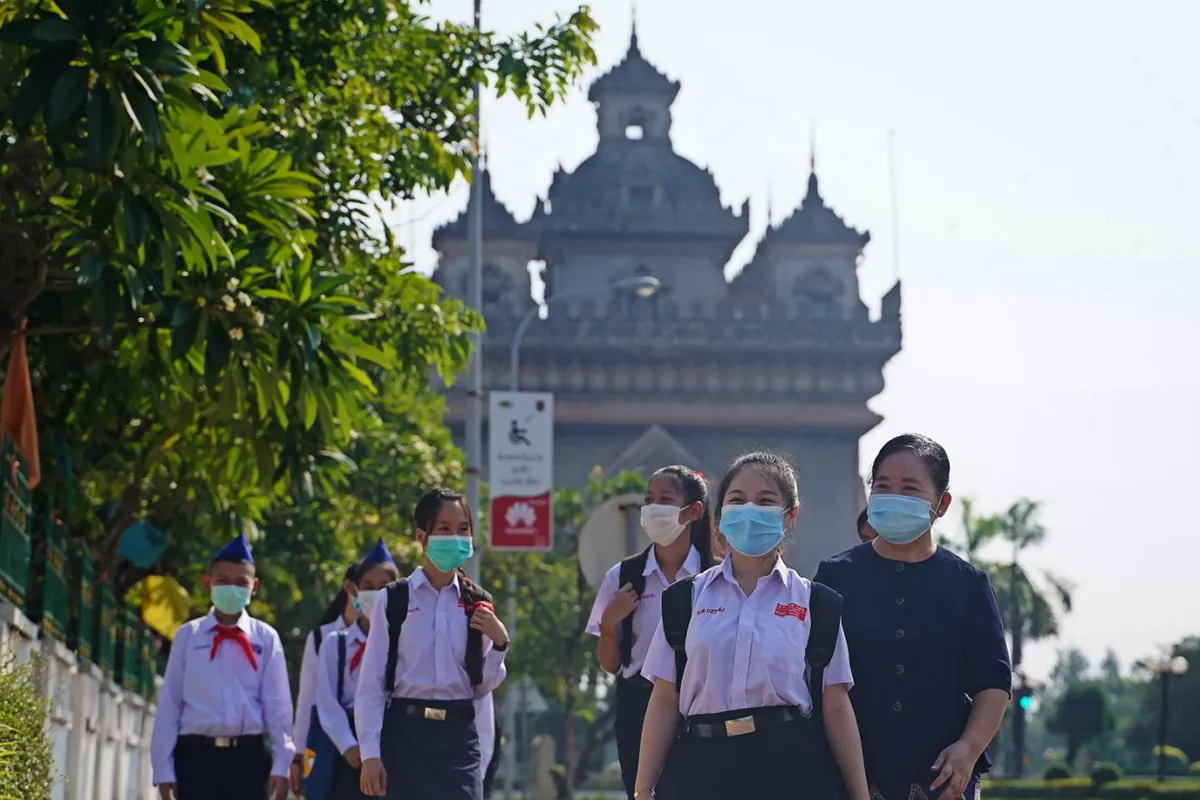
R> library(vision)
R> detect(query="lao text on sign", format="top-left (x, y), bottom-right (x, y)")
top-left (488, 391), bottom-right (553, 552)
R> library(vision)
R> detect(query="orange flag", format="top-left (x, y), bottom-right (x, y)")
top-left (1, 319), bottom-right (41, 489)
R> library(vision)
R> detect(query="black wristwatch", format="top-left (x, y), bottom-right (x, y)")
top-left (494, 640), bottom-right (509, 652)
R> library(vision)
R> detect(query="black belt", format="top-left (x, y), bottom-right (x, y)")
top-left (177, 733), bottom-right (265, 749)
top-left (679, 706), bottom-right (806, 739)
top-left (390, 699), bottom-right (475, 723)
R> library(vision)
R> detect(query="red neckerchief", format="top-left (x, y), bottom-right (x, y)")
top-left (211, 624), bottom-right (258, 671)
top-left (349, 640), bottom-right (366, 674)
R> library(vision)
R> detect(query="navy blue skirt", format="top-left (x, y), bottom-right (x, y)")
top-left (381, 699), bottom-right (481, 800)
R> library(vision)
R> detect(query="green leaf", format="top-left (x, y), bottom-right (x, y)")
top-left (45, 66), bottom-right (88, 131)
top-left (204, 10), bottom-right (262, 54)
top-left (171, 312), bottom-right (200, 361)
top-left (0, 19), bottom-right (39, 46)
top-left (205, 322), bottom-right (232, 385)
top-left (86, 89), bottom-right (119, 170)
top-left (91, 191), bottom-right (116, 232)
top-left (30, 18), bottom-right (81, 44)
top-left (78, 252), bottom-right (106, 286)
top-left (122, 79), bottom-right (162, 149)
top-left (171, 302), bottom-right (197, 328)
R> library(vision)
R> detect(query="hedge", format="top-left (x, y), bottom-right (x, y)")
top-left (985, 778), bottom-right (1200, 800)
top-left (0, 658), bottom-right (54, 800)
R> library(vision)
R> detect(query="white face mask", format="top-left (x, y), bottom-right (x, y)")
top-left (355, 589), bottom-right (381, 617)
top-left (640, 503), bottom-right (687, 546)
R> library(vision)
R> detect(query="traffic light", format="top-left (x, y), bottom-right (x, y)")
top-left (1018, 693), bottom-right (1033, 711)
top-left (1014, 679), bottom-right (1034, 712)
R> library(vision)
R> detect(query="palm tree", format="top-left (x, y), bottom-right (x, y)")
top-left (942, 498), bottom-right (1073, 659)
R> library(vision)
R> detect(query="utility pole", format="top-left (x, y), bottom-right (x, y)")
top-left (463, 0), bottom-right (484, 583)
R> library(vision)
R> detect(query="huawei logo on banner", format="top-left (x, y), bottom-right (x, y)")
top-left (774, 603), bottom-right (808, 621)
top-left (505, 501), bottom-right (537, 528)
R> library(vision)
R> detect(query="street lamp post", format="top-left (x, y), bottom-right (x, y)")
top-left (500, 274), bottom-right (660, 800)
top-left (1152, 655), bottom-right (1189, 782)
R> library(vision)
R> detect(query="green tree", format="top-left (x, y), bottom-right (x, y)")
top-left (1, 0), bottom-right (597, 622)
top-left (943, 499), bottom-right (1072, 644)
top-left (1047, 682), bottom-right (1115, 767)
top-left (1127, 638), bottom-right (1200, 771)
top-left (483, 468), bottom-right (644, 798)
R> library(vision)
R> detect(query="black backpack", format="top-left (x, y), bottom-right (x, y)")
top-left (616, 546), bottom-right (654, 667)
top-left (660, 575), bottom-right (844, 716)
top-left (382, 576), bottom-right (494, 696)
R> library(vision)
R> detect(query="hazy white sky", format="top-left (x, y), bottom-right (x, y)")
top-left (391, 0), bottom-right (1200, 680)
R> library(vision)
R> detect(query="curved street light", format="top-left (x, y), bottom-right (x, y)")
top-left (509, 275), bottom-right (662, 391)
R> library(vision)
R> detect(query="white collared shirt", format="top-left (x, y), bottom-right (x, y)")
top-left (293, 616), bottom-right (348, 751)
top-left (354, 568), bottom-right (507, 761)
top-left (314, 623), bottom-right (368, 755)
top-left (150, 610), bottom-right (295, 784)
top-left (586, 545), bottom-right (703, 679)
top-left (642, 558), bottom-right (853, 717)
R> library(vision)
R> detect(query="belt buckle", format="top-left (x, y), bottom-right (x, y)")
top-left (423, 707), bottom-right (447, 721)
top-left (213, 736), bottom-right (234, 748)
top-left (724, 716), bottom-right (756, 737)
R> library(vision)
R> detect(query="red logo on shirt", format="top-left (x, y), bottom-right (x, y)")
top-left (774, 603), bottom-right (808, 621)
top-left (696, 607), bottom-right (725, 616)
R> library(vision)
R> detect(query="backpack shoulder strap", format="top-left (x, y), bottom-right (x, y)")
top-left (661, 575), bottom-right (697, 687)
top-left (805, 581), bottom-right (844, 718)
top-left (311, 625), bottom-right (324, 656)
top-left (383, 578), bottom-right (409, 698)
top-left (336, 630), bottom-right (347, 703)
top-left (616, 546), bottom-right (653, 667)
top-left (459, 578), bottom-right (493, 687)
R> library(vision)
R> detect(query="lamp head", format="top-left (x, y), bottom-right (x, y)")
top-left (614, 275), bottom-right (662, 299)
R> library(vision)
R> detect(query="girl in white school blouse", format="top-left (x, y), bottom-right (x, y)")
top-left (355, 489), bottom-right (510, 800)
top-left (310, 541), bottom-right (401, 799)
top-left (293, 563), bottom-right (359, 794)
top-left (634, 452), bottom-right (870, 800)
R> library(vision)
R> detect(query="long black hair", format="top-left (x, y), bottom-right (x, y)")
top-left (412, 488), bottom-right (486, 595)
top-left (316, 563), bottom-right (361, 626)
top-left (653, 465), bottom-right (717, 570)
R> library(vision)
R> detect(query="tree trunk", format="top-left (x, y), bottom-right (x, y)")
top-left (562, 680), bottom-right (577, 798)
top-left (1066, 738), bottom-right (1079, 769)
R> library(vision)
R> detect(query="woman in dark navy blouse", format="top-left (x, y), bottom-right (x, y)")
top-left (815, 434), bottom-right (1012, 800)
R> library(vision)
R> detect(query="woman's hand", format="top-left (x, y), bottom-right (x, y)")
top-left (470, 605), bottom-right (510, 647)
top-left (930, 739), bottom-right (977, 800)
top-left (360, 758), bottom-right (387, 796)
top-left (343, 745), bottom-right (363, 769)
top-left (599, 584), bottom-right (640, 634)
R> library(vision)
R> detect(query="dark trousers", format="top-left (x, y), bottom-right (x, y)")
top-left (674, 711), bottom-right (826, 800)
top-left (332, 756), bottom-right (367, 799)
top-left (380, 699), bottom-right (481, 800)
top-left (615, 677), bottom-right (680, 800)
top-left (174, 735), bottom-right (270, 800)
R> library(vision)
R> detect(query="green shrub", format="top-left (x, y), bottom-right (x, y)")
top-left (1045, 763), bottom-right (1074, 780)
top-left (0, 658), bottom-right (54, 800)
top-left (1190, 762), bottom-right (1200, 774)
top-left (1092, 763), bottom-right (1123, 787)
top-left (1154, 746), bottom-right (1191, 776)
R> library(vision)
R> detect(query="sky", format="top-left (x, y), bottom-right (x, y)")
top-left (390, 0), bottom-right (1200, 681)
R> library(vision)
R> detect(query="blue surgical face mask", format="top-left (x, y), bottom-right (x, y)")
top-left (719, 503), bottom-right (786, 557)
top-left (425, 535), bottom-right (474, 573)
top-left (866, 494), bottom-right (938, 545)
top-left (210, 585), bottom-right (252, 615)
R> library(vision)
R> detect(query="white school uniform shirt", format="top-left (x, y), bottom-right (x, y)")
top-left (293, 616), bottom-right (349, 753)
top-left (641, 557), bottom-right (854, 718)
top-left (150, 610), bottom-right (296, 784)
top-left (354, 568), bottom-right (508, 761)
top-left (314, 623), bottom-right (368, 756)
top-left (476, 693), bottom-right (496, 772)
top-left (586, 545), bottom-right (703, 680)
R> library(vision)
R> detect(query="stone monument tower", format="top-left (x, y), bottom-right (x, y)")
top-left (433, 28), bottom-right (902, 575)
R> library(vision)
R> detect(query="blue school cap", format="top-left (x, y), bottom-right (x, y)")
top-left (214, 533), bottom-right (254, 565)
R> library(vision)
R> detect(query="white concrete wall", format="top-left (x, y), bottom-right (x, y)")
top-left (1, 602), bottom-right (157, 800)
